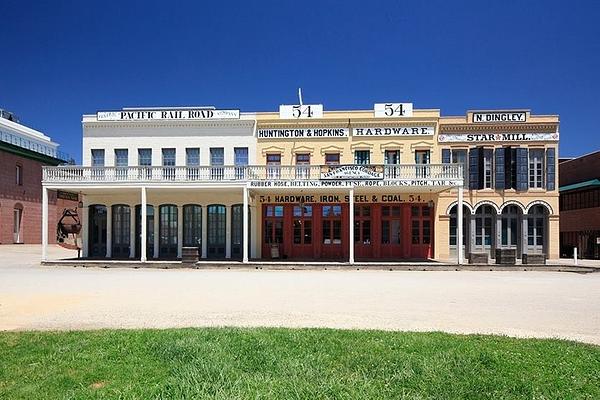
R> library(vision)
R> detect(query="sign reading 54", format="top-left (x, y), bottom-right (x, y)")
top-left (374, 103), bottom-right (414, 118)
top-left (280, 104), bottom-right (324, 119)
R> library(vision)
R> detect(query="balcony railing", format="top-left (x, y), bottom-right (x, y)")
top-left (43, 164), bottom-right (463, 184)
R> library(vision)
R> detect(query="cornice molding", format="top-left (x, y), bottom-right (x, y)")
top-left (439, 123), bottom-right (558, 133)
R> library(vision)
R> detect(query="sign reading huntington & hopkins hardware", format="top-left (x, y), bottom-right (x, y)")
top-left (257, 128), bottom-right (349, 139)
top-left (97, 109), bottom-right (240, 121)
top-left (320, 165), bottom-right (384, 180)
top-left (472, 111), bottom-right (527, 123)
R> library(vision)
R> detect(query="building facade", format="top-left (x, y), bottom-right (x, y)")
top-left (559, 151), bottom-right (600, 259)
top-left (0, 111), bottom-right (75, 244)
top-left (41, 104), bottom-right (560, 263)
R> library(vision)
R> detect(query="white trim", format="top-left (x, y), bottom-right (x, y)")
top-left (525, 200), bottom-right (553, 214)
top-left (473, 200), bottom-right (501, 215)
top-left (446, 200), bottom-right (474, 215)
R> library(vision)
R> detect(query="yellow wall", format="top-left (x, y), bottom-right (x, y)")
top-left (253, 108), bottom-right (560, 261)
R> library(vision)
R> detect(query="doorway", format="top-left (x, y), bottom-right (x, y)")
top-left (207, 204), bottom-right (226, 258)
top-left (89, 205), bottom-right (107, 257)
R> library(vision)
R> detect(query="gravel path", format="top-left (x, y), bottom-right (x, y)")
top-left (1, 245), bottom-right (599, 345)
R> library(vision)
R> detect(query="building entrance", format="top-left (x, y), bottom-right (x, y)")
top-left (261, 202), bottom-right (433, 261)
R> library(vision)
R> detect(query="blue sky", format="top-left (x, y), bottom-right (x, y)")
top-left (1, 0), bottom-right (599, 161)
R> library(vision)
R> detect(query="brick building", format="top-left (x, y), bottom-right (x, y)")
top-left (0, 111), bottom-right (77, 244)
top-left (559, 150), bottom-right (600, 259)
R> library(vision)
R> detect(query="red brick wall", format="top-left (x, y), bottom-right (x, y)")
top-left (559, 151), bottom-right (600, 186)
top-left (0, 150), bottom-right (79, 244)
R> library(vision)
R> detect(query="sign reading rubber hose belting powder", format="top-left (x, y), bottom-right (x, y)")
top-left (257, 128), bottom-right (349, 139)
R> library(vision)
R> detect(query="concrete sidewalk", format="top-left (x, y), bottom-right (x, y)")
top-left (1, 245), bottom-right (599, 345)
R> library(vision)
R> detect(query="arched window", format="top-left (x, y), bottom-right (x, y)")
top-left (183, 204), bottom-right (202, 247)
top-left (527, 205), bottom-right (548, 254)
top-left (112, 205), bottom-right (131, 258)
top-left (473, 205), bottom-right (495, 254)
top-left (501, 205), bottom-right (522, 250)
top-left (159, 204), bottom-right (178, 258)
top-left (449, 204), bottom-right (470, 257)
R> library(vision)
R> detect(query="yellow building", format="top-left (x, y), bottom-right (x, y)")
top-left (41, 104), bottom-right (559, 264)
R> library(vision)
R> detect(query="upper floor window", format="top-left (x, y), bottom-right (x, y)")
top-left (138, 148), bottom-right (152, 166)
top-left (162, 148), bottom-right (176, 166)
top-left (354, 150), bottom-right (370, 165)
top-left (91, 149), bottom-right (105, 167)
top-left (415, 150), bottom-right (430, 164)
top-left (529, 149), bottom-right (545, 188)
top-left (325, 153), bottom-right (340, 165)
top-left (210, 148), bottom-right (224, 166)
top-left (384, 150), bottom-right (400, 165)
top-left (234, 147), bottom-right (248, 166)
top-left (186, 148), bottom-right (200, 166)
top-left (266, 154), bottom-right (281, 165)
top-left (482, 149), bottom-right (493, 189)
top-left (16, 164), bottom-right (23, 185)
top-left (115, 149), bottom-right (128, 167)
top-left (296, 153), bottom-right (310, 165)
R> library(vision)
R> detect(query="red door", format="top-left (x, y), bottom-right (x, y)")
top-left (321, 204), bottom-right (346, 259)
top-left (291, 204), bottom-right (313, 259)
top-left (380, 204), bottom-right (404, 259)
top-left (409, 204), bottom-right (433, 259)
top-left (262, 205), bottom-right (284, 259)
top-left (354, 204), bottom-right (373, 259)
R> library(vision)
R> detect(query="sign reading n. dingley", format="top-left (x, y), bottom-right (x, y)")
top-left (354, 126), bottom-right (434, 136)
top-left (257, 128), bottom-right (349, 139)
top-left (472, 111), bottom-right (527, 123)
top-left (97, 109), bottom-right (240, 121)
top-left (320, 165), bottom-right (384, 180)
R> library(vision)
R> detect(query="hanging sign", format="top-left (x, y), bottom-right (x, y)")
top-left (438, 132), bottom-right (559, 143)
top-left (374, 103), bottom-right (413, 118)
top-left (472, 111), bottom-right (527, 123)
top-left (320, 165), bottom-right (384, 180)
top-left (279, 104), bottom-right (323, 119)
top-left (97, 109), bottom-right (240, 121)
top-left (257, 127), bottom-right (349, 139)
top-left (354, 126), bottom-right (434, 136)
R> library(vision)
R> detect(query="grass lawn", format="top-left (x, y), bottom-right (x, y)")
top-left (0, 328), bottom-right (599, 399)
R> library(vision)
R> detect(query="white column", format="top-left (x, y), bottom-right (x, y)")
top-left (153, 206), bottom-right (159, 258)
top-left (522, 217), bottom-right (528, 257)
top-left (129, 204), bottom-right (136, 258)
top-left (41, 187), bottom-right (48, 261)
top-left (243, 187), bottom-right (249, 263)
top-left (457, 186), bottom-right (464, 265)
top-left (225, 205), bottom-right (231, 258)
top-left (81, 202), bottom-right (89, 258)
top-left (349, 187), bottom-right (355, 264)
top-left (141, 187), bottom-right (147, 262)
top-left (106, 205), bottom-right (112, 258)
top-left (201, 205), bottom-right (208, 259)
top-left (177, 205), bottom-right (183, 258)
